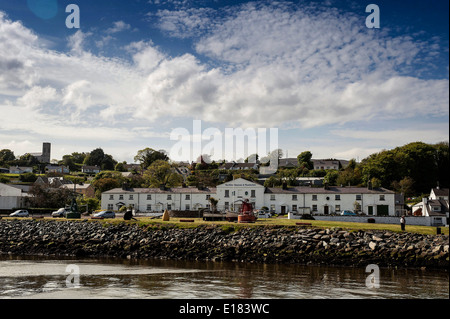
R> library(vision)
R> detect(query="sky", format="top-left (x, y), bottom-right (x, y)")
top-left (0, 0), bottom-right (448, 164)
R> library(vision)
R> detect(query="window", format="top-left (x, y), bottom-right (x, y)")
top-left (292, 195), bottom-right (297, 201)
top-left (119, 195), bottom-right (123, 200)
top-left (107, 204), bottom-right (113, 210)
top-left (167, 204), bottom-right (171, 210)
top-left (312, 205), bottom-right (318, 212)
top-left (225, 202), bottom-right (229, 209)
top-left (167, 194), bottom-right (172, 200)
top-left (335, 195), bottom-right (341, 201)
top-left (312, 195), bottom-right (317, 201)
top-left (225, 190), bottom-right (229, 198)
top-left (185, 204), bottom-right (190, 210)
top-left (270, 204), bottom-right (275, 211)
top-left (109, 195), bottom-right (114, 200)
top-left (147, 204), bottom-right (152, 211)
top-left (206, 194), bottom-right (210, 200)
top-left (356, 195), bottom-right (362, 200)
top-left (147, 194), bottom-right (152, 200)
top-left (292, 204), bottom-right (297, 211)
top-left (379, 195), bottom-right (385, 201)
top-left (251, 190), bottom-right (256, 198)
top-left (336, 205), bottom-right (341, 212)
top-left (129, 195), bottom-right (133, 200)
top-left (270, 195), bottom-right (276, 201)
top-left (185, 194), bottom-right (190, 200)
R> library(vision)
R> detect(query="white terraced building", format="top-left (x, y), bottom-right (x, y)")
top-left (101, 178), bottom-right (396, 216)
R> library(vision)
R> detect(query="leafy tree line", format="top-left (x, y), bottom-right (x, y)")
top-left (268, 142), bottom-right (448, 197)
top-left (3, 142), bottom-right (448, 201)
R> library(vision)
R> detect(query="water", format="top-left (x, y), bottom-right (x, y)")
top-left (0, 256), bottom-right (448, 299)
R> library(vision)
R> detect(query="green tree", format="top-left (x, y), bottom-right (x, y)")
top-left (143, 160), bottom-right (182, 188)
top-left (134, 148), bottom-right (169, 170)
top-left (0, 149), bottom-right (15, 166)
top-left (208, 196), bottom-right (219, 212)
top-left (114, 162), bottom-right (127, 172)
top-left (297, 151), bottom-right (313, 170)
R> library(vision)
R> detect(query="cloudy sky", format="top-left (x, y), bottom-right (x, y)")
top-left (0, 0), bottom-right (448, 164)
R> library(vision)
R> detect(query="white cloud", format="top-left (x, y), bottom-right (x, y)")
top-left (0, 3), bottom-right (448, 162)
top-left (106, 21), bottom-right (131, 34)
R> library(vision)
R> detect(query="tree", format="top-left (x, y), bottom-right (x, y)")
top-left (297, 151), bottom-right (313, 170)
top-left (114, 162), bottom-right (127, 172)
top-left (84, 148), bottom-right (117, 170)
top-left (28, 184), bottom-right (73, 208)
top-left (92, 178), bottom-right (120, 199)
top-left (143, 160), bottom-right (182, 188)
top-left (208, 197), bottom-right (219, 212)
top-left (84, 148), bottom-right (105, 166)
top-left (134, 148), bottom-right (169, 170)
top-left (59, 154), bottom-right (78, 171)
top-left (0, 149), bottom-right (15, 166)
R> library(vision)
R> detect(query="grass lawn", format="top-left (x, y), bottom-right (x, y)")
top-left (2, 216), bottom-right (448, 236)
top-left (97, 216), bottom-right (448, 236)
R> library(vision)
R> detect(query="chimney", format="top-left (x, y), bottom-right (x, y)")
top-left (159, 184), bottom-right (166, 191)
top-left (368, 180), bottom-right (373, 190)
top-left (422, 197), bottom-right (428, 205)
top-left (122, 182), bottom-right (129, 190)
top-left (197, 183), bottom-right (204, 191)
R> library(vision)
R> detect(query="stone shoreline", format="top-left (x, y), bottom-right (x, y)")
top-left (0, 219), bottom-right (448, 269)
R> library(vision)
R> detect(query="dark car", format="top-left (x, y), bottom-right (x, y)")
top-left (93, 210), bottom-right (115, 218)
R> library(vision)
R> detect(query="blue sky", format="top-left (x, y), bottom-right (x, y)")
top-left (0, 0), bottom-right (448, 164)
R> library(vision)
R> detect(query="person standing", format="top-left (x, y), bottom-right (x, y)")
top-left (400, 215), bottom-right (406, 231)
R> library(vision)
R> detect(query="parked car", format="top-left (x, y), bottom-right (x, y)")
top-left (52, 208), bottom-right (71, 218)
top-left (341, 210), bottom-right (357, 216)
top-left (255, 210), bottom-right (271, 218)
top-left (93, 210), bottom-right (115, 218)
top-left (10, 210), bottom-right (29, 217)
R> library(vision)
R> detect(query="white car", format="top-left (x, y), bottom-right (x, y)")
top-left (10, 210), bottom-right (29, 217)
top-left (52, 208), bottom-right (71, 218)
top-left (255, 210), bottom-right (271, 218)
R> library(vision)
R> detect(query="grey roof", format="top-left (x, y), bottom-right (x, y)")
top-left (104, 187), bottom-right (216, 194)
top-left (432, 188), bottom-right (449, 197)
top-left (265, 186), bottom-right (395, 194)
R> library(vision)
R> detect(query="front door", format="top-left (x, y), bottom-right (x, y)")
top-left (281, 206), bottom-right (286, 215)
top-left (324, 205), bottom-right (329, 215)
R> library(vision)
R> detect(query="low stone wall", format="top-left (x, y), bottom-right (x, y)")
top-left (0, 219), bottom-right (448, 269)
top-left (290, 214), bottom-right (447, 227)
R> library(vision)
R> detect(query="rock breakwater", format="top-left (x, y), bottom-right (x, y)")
top-left (0, 219), bottom-right (448, 269)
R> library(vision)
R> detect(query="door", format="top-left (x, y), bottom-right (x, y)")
top-left (377, 205), bottom-right (389, 216)
top-left (324, 205), bottom-right (329, 215)
top-left (281, 206), bottom-right (286, 215)
top-left (368, 206), bottom-right (373, 215)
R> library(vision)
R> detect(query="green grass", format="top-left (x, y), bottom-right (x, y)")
top-left (3, 216), bottom-right (448, 236)
top-left (97, 216), bottom-right (449, 235)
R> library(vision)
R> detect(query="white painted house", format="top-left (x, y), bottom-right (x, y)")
top-left (412, 188), bottom-right (449, 226)
top-left (0, 183), bottom-right (30, 211)
top-left (101, 178), bottom-right (396, 216)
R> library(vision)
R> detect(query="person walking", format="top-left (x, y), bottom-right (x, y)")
top-left (400, 215), bottom-right (406, 231)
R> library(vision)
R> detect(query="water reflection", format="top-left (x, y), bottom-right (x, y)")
top-left (0, 256), bottom-right (448, 299)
